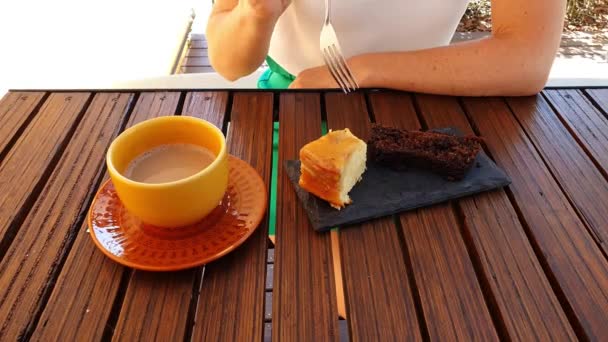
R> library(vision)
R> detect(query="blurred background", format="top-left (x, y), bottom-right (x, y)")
top-left (0, 0), bottom-right (209, 95)
top-left (0, 0), bottom-right (606, 97)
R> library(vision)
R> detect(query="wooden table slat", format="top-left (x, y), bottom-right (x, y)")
top-left (0, 93), bottom-right (90, 249)
top-left (0, 93), bottom-right (131, 341)
top-left (109, 92), bottom-right (205, 342)
top-left (31, 92), bottom-right (180, 342)
top-left (273, 93), bottom-right (340, 341)
top-left (506, 95), bottom-right (608, 256)
top-left (543, 89), bottom-right (608, 174)
top-left (415, 94), bottom-right (577, 341)
top-left (191, 92), bottom-right (272, 341)
top-left (370, 92), bottom-right (498, 341)
top-left (325, 92), bottom-right (424, 341)
top-left (0, 92), bottom-right (46, 160)
top-left (183, 91), bottom-right (228, 128)
top-left (0, 88), bottom-right (604, 342)
top-left (462, 97), bottom-right (608, 340)
top-left (114, 271), bottom-right (197, 342)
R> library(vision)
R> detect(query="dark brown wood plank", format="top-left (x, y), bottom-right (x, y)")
top-left (191, 92), bottom-right (271, 341)
top-left (0, 93), bottom-right (90, 246)
top-left (399, 205), bottom-right (498, 341)
top-left (113, 271), bottom-right (197, 342)
top-left (183, 91), bottom-right (228, 127)
top-left (543, 89), bottom-right (608, 173)
top-left (273, 93), bottom-right (339, 341)
top-left (0, 92), bottom-right (46, 158)
top-left (325, 92), bottom-right (422, 341)
top-left (182, 56), bottom-right (211, 67)
top-left (0, 93), bottom-right (133, 341)
top-left (31, 92), bottom-right (181, 342)
top-left (369, 92), bottom-right (498, 341)
top-left (181, 66), bottom-right (215, 74)
top-left (415, 94), bottom-right (577, 341)
top-left (507, 95), bottom-right (608, 256)
top-left (462, 97), bottom-right (608, 340)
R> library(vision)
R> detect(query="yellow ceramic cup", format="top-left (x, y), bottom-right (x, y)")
top-left (106, 116), bottom-right (228, 227)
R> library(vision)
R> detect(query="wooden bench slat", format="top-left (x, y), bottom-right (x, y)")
top-left (586, 89), bottom-right (608, 115)
top-left (0, 93), bottom-right (89, 249)
top-left (31, 92), bottom-right (181, 342)
top-left (368, 92), bottom-right (498, 341)
top-left (0, 93), bottom-right (131, 340)
top-left (186, 49), bottom-right (208, 57)
top-left (507, 95), bottom-right (608, 257)
top-left (273, 93), bottom-right (339, 341)
top-left (181, 66), bottom-right (215, 74)
top-left (0, 92), bottom-right (46, 159)
top-left (182, 56), bottom-right (211, 67)
top-left (189, 40), bottom-right (208, 49)
top-left (325, 92), bottom-right (423, 341)
top-left (543, 90), bottom-right (608, 173)
top-left (415, 94), bottom-right (577, 341)
top-left (189, 33), bottom-right (206, 41)
top-left (462, 97), bottom-right (608, 340)
top-left (191, 92), bottom-right (272, 341)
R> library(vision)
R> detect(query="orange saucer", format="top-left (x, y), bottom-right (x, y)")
top-left (88, 156), bottom-right (267, 271)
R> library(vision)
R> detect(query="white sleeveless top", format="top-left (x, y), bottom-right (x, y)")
top-left (268, 0), bottom-right (470, 75)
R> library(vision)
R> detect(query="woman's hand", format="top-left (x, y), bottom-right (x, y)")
top-left (207, 0), bottom-right (291, 81)
top-left (289, 65), bottom-right (339, 89)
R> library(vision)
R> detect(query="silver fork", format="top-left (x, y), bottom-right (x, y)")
top-left (320, 0), bottom-right (359, 93)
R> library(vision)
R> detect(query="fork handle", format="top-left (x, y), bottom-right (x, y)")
top-left (324, 0), bottom-right (330, 24)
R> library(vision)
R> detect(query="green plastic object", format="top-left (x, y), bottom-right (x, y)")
top-left (257, 56), bottom-right (296, 89)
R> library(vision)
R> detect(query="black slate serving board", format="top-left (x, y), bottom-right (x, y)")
top-left (285, 127), bottom-right (511, 232)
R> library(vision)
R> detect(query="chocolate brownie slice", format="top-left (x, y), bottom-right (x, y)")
top-left (368, 125), bottom-right (483, 180)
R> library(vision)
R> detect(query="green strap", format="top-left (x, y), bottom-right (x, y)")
top-left (258, 56), bottom-right (296, 89)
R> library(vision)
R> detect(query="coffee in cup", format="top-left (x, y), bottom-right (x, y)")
top-left (106, 116), bottom-right (228, 227)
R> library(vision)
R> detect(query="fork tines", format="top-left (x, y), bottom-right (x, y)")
top-left (322, 45), bottom-right (359, 93)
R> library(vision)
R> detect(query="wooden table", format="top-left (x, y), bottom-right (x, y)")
top-left (1, 88), bottom-right (608, 341)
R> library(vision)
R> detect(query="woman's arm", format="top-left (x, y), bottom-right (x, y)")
top-left (292, 0), bottom-right (565, 96)
top-left (206, 0), bottom-right (290, 81)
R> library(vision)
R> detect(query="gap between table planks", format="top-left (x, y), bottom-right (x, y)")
top-left (0, 93), bottom-right (90, 255)
top-left (461, 95), bottom-right (608, 340)
top-left (586, 88), bottom-right (608, 119)
top-left (273, 93), bottom-right (340, 341)
top-left (1, 88), bottom-right (606, 341)
top-left (109, 92), bottom-right (216, 342)
top-left (543, 89), bottom-right (608, 175)
top-left (0, 92), bottom-right (132, 341)
top-left (0, 92), bottom-right (46, 162)
top-left (29, 92), bottom-right (181, 342)
top-left (506, 94), bottom-right (608, 257)
top-left (413, 93), bottom-right (577, 341)
top-left (190, 92), bottom-right (273, 341)
top-left (33, 91), bottom-right (274, 342)
top-left (325, 93), bottom-right (425, 342)
top-left (370, 92), bottom-right (500, 341)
